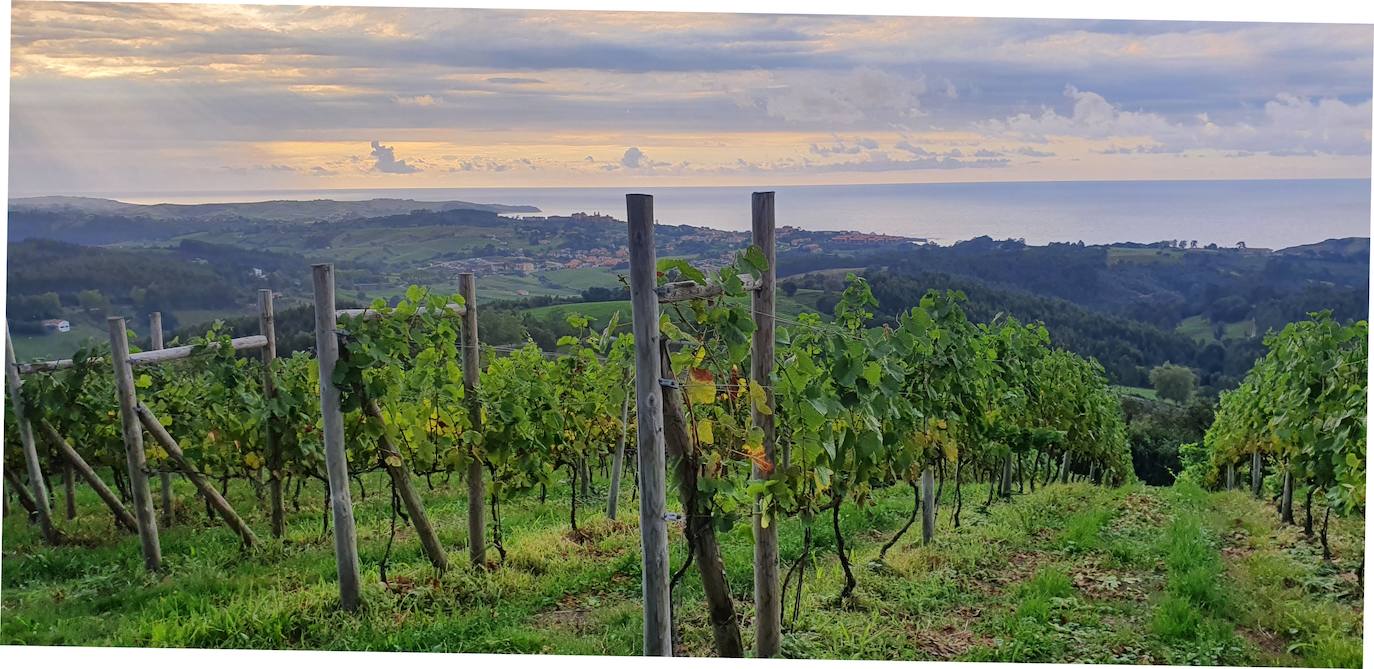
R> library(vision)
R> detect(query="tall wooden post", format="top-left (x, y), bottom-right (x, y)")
top-left (626, 194), bottom-right (672, 656)
top-left (921, 464), bottom-right (935, 544)
top-left (312, 264), bottom-right (362, 610)
top-left (4, 325), bottom-right (58, 544)
top-left (108, 317), bottom-right (161, 570)
top-left (459, 272), bottom-right (486, 568)
top-left (1251, 451), bottom-right (1263, 498)
top-left (258, 290), bottom-right (284, 539)
top-left (149, 312), bottom-right (174, 527)
top-left (750, 191), bottom-right (782, 658)
top-left (1225, 463), bottom-right (1236, 490)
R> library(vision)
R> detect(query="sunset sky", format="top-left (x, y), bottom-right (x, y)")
top-left (8, 2), bottom-right (1373, 195)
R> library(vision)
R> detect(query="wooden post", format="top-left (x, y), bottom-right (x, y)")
top-left (4, 326), bottom-right (58, 543)
top-left (312, 264), bottom-right (362, 611)
top-left (626, 194), bottom-right (672, 657)
top-left (136, 404), bottom-right (258, 548)
top-left (107, 317), bottom-right (161, 570)
top-left (5, 325), bottom-right (58, 544)
top-left (258, 290), bottom-right (285, 539)
top-left (1251, 451), bottom-right (1263, 498)
top-left (1226, 463), bottom-right (1236, 490)
top-left (63, 460), bottom-right (77, 520)
top-left (4, 468), bottom-right (39, 522)
top-left (362, 398), bottom-right (447, 571)
top-left (607, 392), bottom-right (630, 520)
top-left (659, 343), bottom-right (744, 657)
top-left (39, 420), bottom-right (138, 532)
top-left (148, 312), bottom-right (175, 527)
top-left (459, 273), bottom-right (486, 568)
top-left (750, 191), bottom-right (782, 658)
top-left (1280, 469), bottom-right (1294, 524)
top-left (921, 464), bottom-right (935, 545)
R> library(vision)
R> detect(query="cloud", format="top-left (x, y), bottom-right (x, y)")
top-left (735, 67), bottom-right (927, 125)
top-left (618, 146), bottom-right (672, 170)
top-left (370, 140), bottom-right (420, 173)
top-left (894, 141), bottom-right (933, 156)
top-left (982, 86), bottom-right (1372, 157)
top-left (620, 146), bottom-right (646, 168)
top-left (394, 94), bottom-right (440, 106)
top-left (5, 5), bottom-right (1369, 193)
top-left (809, 136), bottom-right (879, 156)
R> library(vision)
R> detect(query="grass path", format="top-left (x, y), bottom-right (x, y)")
top-left (1, 471), bottom-right (1362, 665)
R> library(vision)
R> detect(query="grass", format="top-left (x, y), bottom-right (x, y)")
top-left (1, 470), bottom-right (1363, 665)
top-left (1176, 315), bottom-right (1258, 345)
top-left (1112, 385), bottom-right (1159, 401)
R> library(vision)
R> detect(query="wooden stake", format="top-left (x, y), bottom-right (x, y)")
top-left (147, 312), bottom-right (176, 527)
top-left (1251, 451), bottom-right (1263, 498)
top-left (39, 420), bottom-right (138, 533)
top-left (750, 191), bottom-right (782, 658)
top-left (660, 343), bottom-right (744, 657)
top-left (5, 325), bottom-right (58, 544)
top-left (607, 392), bottom-right (630, 521)
top-left (136, 404), bottom-right (258, 548)
top-left (312, 264), bottom-right (362, 611)
top-left (4, 467), bottom-right (39, 522)
top-left (107, 317), bottom-right (161, 570)
top-left (921, 464), bottom-right (935, 545)
top-left (626, 194), bottom-right (672, 657)
top-left (63, 459), bottom-right (77, 520)
top-left (258, 290), bottom-right (285, 539)
top-left (459, 272), bottom-right (486, 568)
top-left (362, 398), bottom-right (447, 571)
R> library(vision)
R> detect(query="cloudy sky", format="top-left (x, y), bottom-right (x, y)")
top-left (8, 2), bottom-right (1373, 195)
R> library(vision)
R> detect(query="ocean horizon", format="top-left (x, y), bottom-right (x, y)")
top-left (15, 178), bottom-right (1371, 249)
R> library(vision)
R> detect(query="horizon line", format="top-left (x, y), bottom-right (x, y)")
top-left (9, 175), bottom-right (1372, 204)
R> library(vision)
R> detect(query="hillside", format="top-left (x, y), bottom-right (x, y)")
top-left (1, 475), bottom-right (1361, 666)
top-left (9, 196), bottom-right (539, 222)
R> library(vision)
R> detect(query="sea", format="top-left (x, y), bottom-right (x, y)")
top-left (105, 179), bottom-right (1372, 249)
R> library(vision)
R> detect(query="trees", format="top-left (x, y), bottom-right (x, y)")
top-left (1150, 364), bottom-right (1198, 403)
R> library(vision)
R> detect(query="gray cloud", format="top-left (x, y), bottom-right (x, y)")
top-left (370, 140), bottom-right (420, 173)
top-left (621, 147), bottom-right (647, 168)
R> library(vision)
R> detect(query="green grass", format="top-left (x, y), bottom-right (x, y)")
top-left (1176, 315), bottom-right (1258, 345)
top-left (1112, 385), bottom-right (1159, 401)
top-left (2, 471), bottom-right (1362, 664)
top-left (1107, 247), bottom-right (1187, 266)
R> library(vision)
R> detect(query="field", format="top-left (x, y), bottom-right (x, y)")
top-left (1112, 385), bottom-right (1160, 401)
top-left (1, 474), bottom-right (1362, 665)
top-left (1176, 315), bottom-right (1258, 345)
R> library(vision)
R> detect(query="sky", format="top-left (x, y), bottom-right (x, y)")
top-left (7, 2), bottom-right (1374, 195)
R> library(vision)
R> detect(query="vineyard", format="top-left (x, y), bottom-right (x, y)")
top-left (1, 193), bottom-right (1366, 666)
